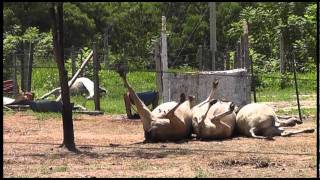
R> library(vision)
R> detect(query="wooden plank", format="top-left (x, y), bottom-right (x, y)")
top-left (73, 110), bottom-right (104, 115)
top-left (4, 104), bottom-right (30, 111)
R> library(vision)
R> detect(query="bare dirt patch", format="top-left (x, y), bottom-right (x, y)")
top-left (3, 111), bottom-right (317, 178)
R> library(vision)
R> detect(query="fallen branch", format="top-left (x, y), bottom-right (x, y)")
top-left (39, 87), bottom-right (61, 100)
top-left (73, 110), bottom-right (104, 115)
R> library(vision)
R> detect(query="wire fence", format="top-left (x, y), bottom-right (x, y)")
top-left (3, 65), bottom-right (316, 115)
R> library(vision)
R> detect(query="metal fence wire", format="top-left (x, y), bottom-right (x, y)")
top-left (2, 47), bottom-right (316, 118)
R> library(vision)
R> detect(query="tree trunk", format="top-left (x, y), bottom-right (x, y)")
top-left (50, 2), bottom-right (77, 152)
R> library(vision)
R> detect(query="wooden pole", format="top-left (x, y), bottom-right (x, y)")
top-left (235, 41), bottom-right (241, 69)
top-left (154, 39), bottom-right (162, 103)
top-left (51, 2), bottom-right (76, 151)
top-left (71, 45), bottom-right (76, 76)
top-left (13, 52), bottom-right (18, 95)
top-left (279, 32), bottom-right (285, 74)
top-left (161, 16), bottom-right (169, 102)
top-left (292, 51), bottom-right (302, 123)
top-left (243, 20), bottom-right (249, 71)
top-left (225, 51), bottom-right (230, 70)
top-left (279, 31), bottom-right (286, 89)
top-left (26, 41), bottom-right (34, 92)
top-left (250, 55), bottom-right (257, 102)
top-left (239, 36), bottom-right (244, 68)
top-left (93, 42), bottom-right (100, 111)
top-left (21, 41), bottom-right (27, 92)
top-left (103, 27), bottom-right (109, 69)
top-left (197, 45), bottom-right (203, 70)
top-left (209, 2), bottom-right (217, 71)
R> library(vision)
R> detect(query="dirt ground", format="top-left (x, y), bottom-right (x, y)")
top-left (3, 108), bottom-right (317, 178)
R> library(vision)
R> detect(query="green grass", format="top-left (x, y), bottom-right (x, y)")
top-left (276, 107), bottom-right (316, 117)
top-left (253, 71), bottom-right (316, 102)
top-left (21, 110), bottom-right (61, 120)
top-left (28, 67), bottom-right (315, 115)
top-left (40, 165), bottom-right (68, 175)
top-left (194, 167), bottom-right (208, 178)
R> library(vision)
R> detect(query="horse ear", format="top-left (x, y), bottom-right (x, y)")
top-left (188, 95), bottom-right (195, 102)
top-left (179, 93), bottom-right (186, 103)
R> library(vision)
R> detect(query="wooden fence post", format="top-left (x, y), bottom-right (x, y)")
top-left (234, 41), bottom-right (241, 69)
top-left (225, 51), bottom-right (230, 70)
top-left (71, 45), bottom-right (76, 76)
top-left (154, 39), bottom-right (162, 102)
top-left (26, 41), bottom-right (34, 92)
top-left (243, 20), bottom-right (249, 72)
top-left (239, 36), bottom-right (244, 68)
top-left (250, 55), bottom-right (257, 102)
top-left (161, 16), bottom-right (169, 102)
top-left (103, 27), bottom-right (109, 69)
top-left (13, 52), bottom-right (18, 95)
top-left (197, 45), bottom-right (203, 70)
top-left (93, 42), bottom-right (100, 111)
top-left (21, 41), bottom-right (27, 92)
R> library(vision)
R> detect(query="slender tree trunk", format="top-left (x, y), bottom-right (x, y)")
top-left (51, 2), bottom-right (77, 152)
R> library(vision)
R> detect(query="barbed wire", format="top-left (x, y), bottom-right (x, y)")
top-left (4, 141), bottom-right (316, 157)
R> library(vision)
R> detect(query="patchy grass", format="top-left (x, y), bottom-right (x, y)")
top-left (194, 167), bottom-right (208, 178)
top-left (276, 107), bottom-right (316, 117)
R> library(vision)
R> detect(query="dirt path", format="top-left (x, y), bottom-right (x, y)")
top-left (3, 112), bottom-right (317, 178)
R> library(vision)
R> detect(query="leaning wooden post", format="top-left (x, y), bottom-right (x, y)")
top-left (93, 42), bottom-right (100, 111)
top-left (292, 50), bottom-right (302, 122)
top-left (26, 40), bottom-right (34, 92)
top-left (161, 16), bottom-right (169, 102)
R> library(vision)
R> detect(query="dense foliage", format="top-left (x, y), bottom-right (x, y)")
top-left (3, 2), bottom-right (317, 76)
